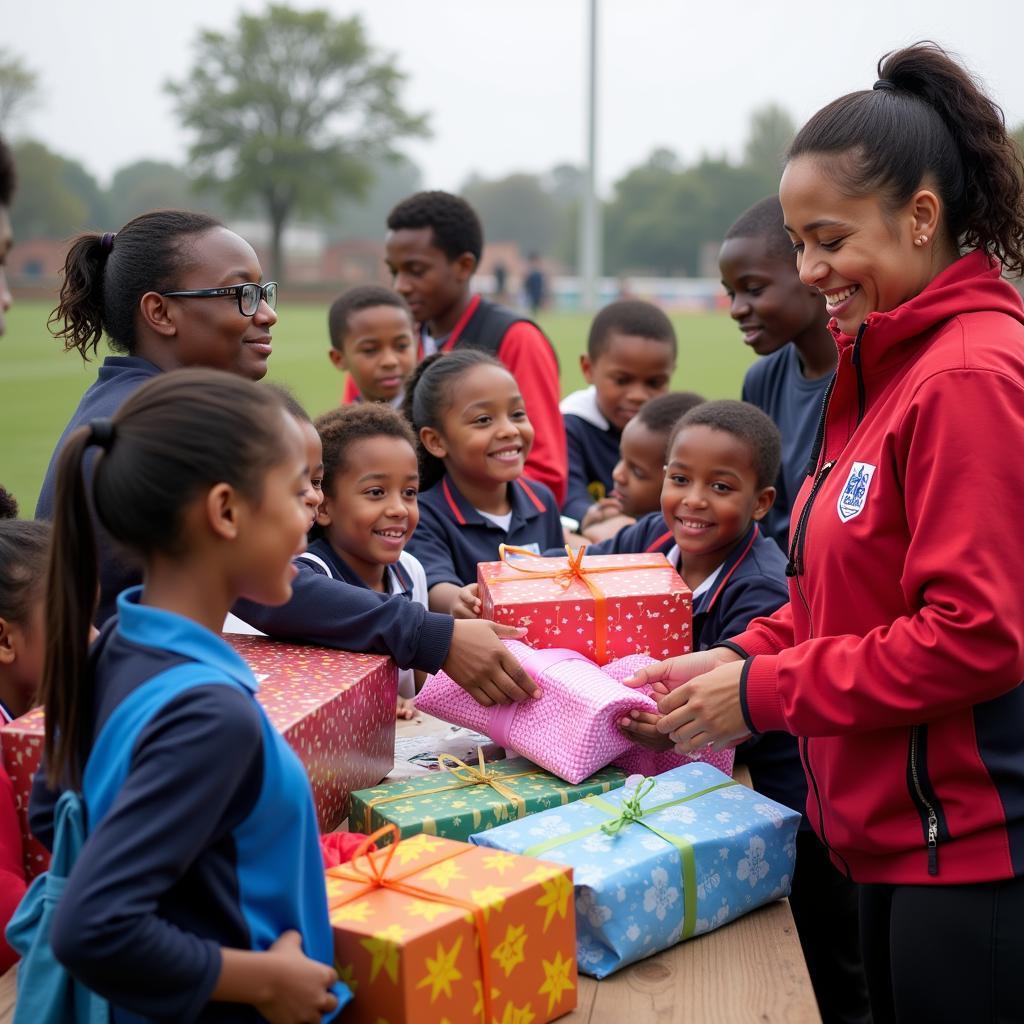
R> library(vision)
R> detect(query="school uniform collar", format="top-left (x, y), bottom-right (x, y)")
top-left (307, 538), bottom-right (413, 596)
top-left (558, 385), bottom-right (611, 432)
top-left (667, 522), bottom-right (762, 616)
top-left (115, 586), bottom-right (259, 693)
top-left (96, 355), bottom-right (162, 378)
top-left (438, 473), bottom-right (548, 529)
top-left (0, 699), bottom-right (14, 724)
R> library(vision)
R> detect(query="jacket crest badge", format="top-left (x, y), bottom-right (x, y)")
top-left (837, 462), bottom-right (876, 522)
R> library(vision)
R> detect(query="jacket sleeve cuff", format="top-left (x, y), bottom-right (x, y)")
top-left (714, 640), bottom-right (749, 660)
top-left (739, 655), bottom-right (788, 733)
top-left (412, 612), bottom-right (455, 675)
top-left (728, 627), bottom-right (782, 657)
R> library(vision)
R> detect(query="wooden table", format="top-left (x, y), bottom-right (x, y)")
top-left (392, 714), bottom-right (820, 1024)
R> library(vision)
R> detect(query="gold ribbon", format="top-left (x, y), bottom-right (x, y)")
top-left (328, 824), bottom-right (496, 1023)
top-left (492, 544), bottom-right (669, 662)
top-left (361, 747), bottom-right (546, 833)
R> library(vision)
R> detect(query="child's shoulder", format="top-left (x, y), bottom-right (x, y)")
top-left (559, 386), bottom-right (611, 433)
top-left (742, 343), bottom-right (798, 393)
top-left (731, 528), bottom-right (789, 590)
top-left (515, 477), bottom-right (560, 513)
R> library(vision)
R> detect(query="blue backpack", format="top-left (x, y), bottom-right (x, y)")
top-left (5, 662), bottom-right (237, 1024)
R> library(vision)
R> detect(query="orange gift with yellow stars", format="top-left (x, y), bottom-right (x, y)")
top-left (327, 825), bottom-right (578, 1024)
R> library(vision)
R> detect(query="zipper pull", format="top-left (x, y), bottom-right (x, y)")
top-left (927, 812), bottom-right (939, 876)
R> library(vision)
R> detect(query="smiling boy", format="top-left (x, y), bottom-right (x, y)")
top-left (719, 196), bottom-right (836, 551)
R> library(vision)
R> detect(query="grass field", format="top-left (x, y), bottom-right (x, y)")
top-left (0, 299), bottom-right (754, 513)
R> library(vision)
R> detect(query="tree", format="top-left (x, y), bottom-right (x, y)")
top-left (167, 5), bottom-right (428, 281)
top-left (10, 141), bottom-right (88, 239)
top-left (327, 153), bottom-right (422, 241)
top-left (461, 172), bottom-right (560, 257)
top-left (107, 160), bottom-right (206, 227)
top-left (742, 103), bottom-right (797, 195)
top-left (1012, 122), bottom-right (1024, 157)
top-left (0, 50), bottom-right (39, 132)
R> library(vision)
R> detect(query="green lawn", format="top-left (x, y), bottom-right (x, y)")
top-left (0, 298), bottom-right (754, 513)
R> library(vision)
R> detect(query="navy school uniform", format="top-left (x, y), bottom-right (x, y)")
top-left (585, 515), bottom-right (807, 818)
top-left (559, 386), bottom-right (621, 524)
top-left (35, 355), bottom-right (162, 625)
top-left (28, 588), bottom-right (347, 1023)
top-left (231, 556), bottom-right (453, 674)
top-left (408, 475), bottom-right (565, 588)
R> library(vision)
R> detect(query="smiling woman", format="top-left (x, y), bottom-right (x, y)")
top-left (34, 209), bottom-right (279, 623)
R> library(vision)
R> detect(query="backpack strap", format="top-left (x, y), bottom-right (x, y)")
top-left (83, 662), bottom-right (245, 827)
top-left (456, 299), bottom-right (559, 367)
top-left (295, 551), bottom-right (334, 578)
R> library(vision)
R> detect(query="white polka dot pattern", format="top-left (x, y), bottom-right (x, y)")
top-left (478, 553), bottom-right (693, 664)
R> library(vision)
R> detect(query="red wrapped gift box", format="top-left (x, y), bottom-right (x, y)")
top-left (1, 639), bottom-right (397, 879)
top-left (479, 548), bottom-right (692, 664)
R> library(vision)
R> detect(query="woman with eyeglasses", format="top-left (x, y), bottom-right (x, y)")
top-left (35, 210), bottom-right (279, 622)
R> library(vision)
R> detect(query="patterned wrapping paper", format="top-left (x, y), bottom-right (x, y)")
top-left (470, 762), bottom-right (800, 979)
top-left (416, 641), bottom-right (733, 784)
top-left (478, 549), bottom-right (692, 664)
top-left (327, 829), bottom-right (578, 1024)
top-left (350, 754), bottom-right (627, 844)
top-left (0, 708), bottom-right (50, 880)
top-left (224, 635), bottom-right (397, 831)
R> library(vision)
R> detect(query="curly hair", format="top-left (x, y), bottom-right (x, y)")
top-left (636, 391), bottom-right (706, 438)
top-left (327, 285), bottom-right (412, 350)
top-left (789, 42), bottom-right (1024, 275)
top-left (724, 196), bottom-right (793, 263)
top-left (387, 191), bottom-right (483, 263)
top-left (587, 300), bottom-right (677, 361)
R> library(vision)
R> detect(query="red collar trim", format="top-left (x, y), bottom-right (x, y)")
top-left (515, 477), bottom-right (547, 513)
top-left (441, 478), bottom-right (467, 525)
top-left (646, 530), bottom-right (673, 553)
top-left (704, 524), bottom-right (759, 613)
top-left (439, 295), bottom-right (481, 352)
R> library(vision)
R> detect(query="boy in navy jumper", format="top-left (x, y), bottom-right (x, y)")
top-left (619, 400), bottom-right (869, 1023)
top-left (560, 300), bottom-right (677, 534)
top-left (719, 196), bottom-right (836, 551)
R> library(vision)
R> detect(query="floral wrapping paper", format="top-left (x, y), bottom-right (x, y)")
top-left (478, 551), bottom-right (692, 664)
top-left (470, 762), bottom-right (800, 978)
top-left (224, 635), bottom-right (397, 831)
top-left (349, 757), bottom-right (627, 844)
top-left (327, 831), bottom-right (578, 1024)
top-left (0, 638), bottom-right (397, 879)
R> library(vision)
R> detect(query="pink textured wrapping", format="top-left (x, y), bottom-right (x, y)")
top-left (416, 641), bottom-right (732, 784)
top-left (600, 655), bottom-right (735, 778)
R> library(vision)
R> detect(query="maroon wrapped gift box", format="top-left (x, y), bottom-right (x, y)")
top-left (1, 638), bottom-right (397, 879)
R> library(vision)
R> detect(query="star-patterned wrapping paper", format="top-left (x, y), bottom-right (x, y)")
top-left (478, 552), bottom-right (692, 665)
top-left (350, 757), bottom-right (627, 844)
top-left (224, 635), bottom-right (397, 831)
top-left (326, 832), bottom-right (578, 1024)
top-left (470, 763), bottom-right (801, 979)
top-left (0, 707), bottom-right (49, 880)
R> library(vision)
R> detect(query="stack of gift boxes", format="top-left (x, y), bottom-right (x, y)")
top-left (1, 550), bottom-right (800, 1024)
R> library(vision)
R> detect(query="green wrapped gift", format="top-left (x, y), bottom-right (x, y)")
top-left (350, 750), bottom-right (626, 844)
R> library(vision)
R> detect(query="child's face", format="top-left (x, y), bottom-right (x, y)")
top-left (422, 364), bottom-right (534, 490)
top-left (298, 420), bottom-right (324, 531)
top-left (318, 436), bottom-right (420, 579)
top-left (235, 411), bottom-right (312, 606)
top-left (385, 227), bottom-right (475, 326)
top-left (719, 234), bottom-right (824, 358)
top-left (661, 425), bottom-right (774, 566)
top-left (611, 417), bottom-right (667, 519)
top-left (581, 332), bottom-right (675, 431)
top-left (329, 304), bottom-right (417, 403)
top-left (0, 597), bottom-right (46, 706)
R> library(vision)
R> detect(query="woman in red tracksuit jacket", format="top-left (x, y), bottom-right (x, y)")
top-left (630, 44), bottom-right (1024, 1022)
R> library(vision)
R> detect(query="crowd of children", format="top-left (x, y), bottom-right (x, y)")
top-left (4, 40), bottom-right (1023, 1020)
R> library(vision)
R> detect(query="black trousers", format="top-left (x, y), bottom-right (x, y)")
top-left (789, 830), bottom-right (873, 1024)
top-left (860, 873), bottom-right (1024, 1023)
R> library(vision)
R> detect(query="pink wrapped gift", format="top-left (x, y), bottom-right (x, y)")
top-left (415, 640), bottom-right (732, 784)
top-left (479, 546), bottom-right (692, 665)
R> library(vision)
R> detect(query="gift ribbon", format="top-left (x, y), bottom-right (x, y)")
top-left (522, 777), bottom-right (739, 940)
top-left (493, 544), bottom-right (669, 662)
top-left (359, 747), bottom-right (547, 833)
top-left (328, 824), bottom-right (496, 1024)
top-left (488, 647), bottom-right (592, 748)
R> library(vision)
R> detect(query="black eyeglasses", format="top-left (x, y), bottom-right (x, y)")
top-left (159, 281), bottom-right (278, 317)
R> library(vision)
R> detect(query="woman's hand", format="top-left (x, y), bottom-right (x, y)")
top-left (624, 647), bottom-right (741, 695)
top-left (655, 660), bottom-right (751, 754)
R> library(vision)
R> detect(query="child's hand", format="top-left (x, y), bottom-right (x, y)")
top-left (579, 497), bottom-right (623, 532)
top-left (582, 513), bottom-right (636, 543)
top-left (445, 620), bottom-right (540, 706)
top-left (618, 710), bottom-right (673, 751)
top-left (396, 696), bottom-right (417, 720)
top-left (451, 583), bottom-right (481, 619)
top-left (254, 930), bottom-right (338, 1024)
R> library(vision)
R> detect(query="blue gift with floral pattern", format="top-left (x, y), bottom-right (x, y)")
top-left (469, 762), bottom-right (800, 977)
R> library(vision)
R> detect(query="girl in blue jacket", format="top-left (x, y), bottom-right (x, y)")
top-left (30, 370), bottom-right (347, 1023)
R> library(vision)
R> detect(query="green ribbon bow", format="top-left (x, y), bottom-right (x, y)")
top-left (524, 776), bottom-right (738, 940)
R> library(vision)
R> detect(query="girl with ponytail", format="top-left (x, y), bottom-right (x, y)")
top-left (629, 43), bottom-right (1024, 1021)
top-left (36, 210), bottom-right (279, 623)
top-left (30, 369), bottom-right (347, 1022)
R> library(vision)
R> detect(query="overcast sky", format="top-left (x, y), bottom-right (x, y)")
top-left (5, 0), bottom-right (1024, 194)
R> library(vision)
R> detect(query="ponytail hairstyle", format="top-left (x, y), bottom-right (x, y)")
top-left (49, 209), bottom-right (223, 360)
top-left (43, 368), bottom-right (290, 788)
top-left (401, 349), bottom-right (506, 490)
top-left (789, 42), bottom-right (1024, 275)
